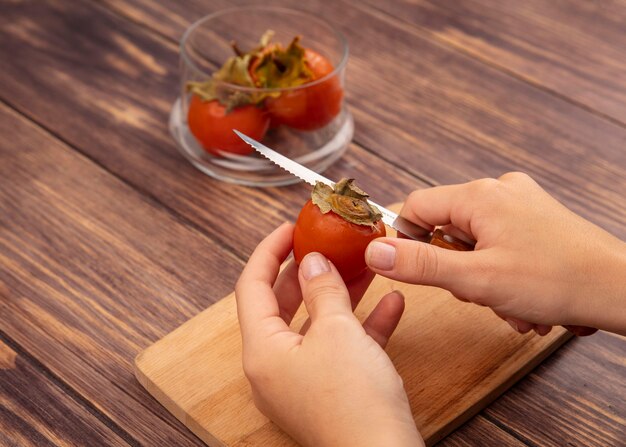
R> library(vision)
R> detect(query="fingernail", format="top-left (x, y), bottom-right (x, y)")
top-left (301, 252), bottom-right (330, 280)
top-left (366, 241), bottom-right (396, 271)
top-left (506, 319), bottom-right (519, 333)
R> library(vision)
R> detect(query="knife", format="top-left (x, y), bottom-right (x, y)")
top-left (234, 130), bottom-right (473, 251)
top-left (234, 131), bottom-right (602, 335)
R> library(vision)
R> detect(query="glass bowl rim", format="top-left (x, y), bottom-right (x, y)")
top-left (180, 5), bottom-right (349, 94)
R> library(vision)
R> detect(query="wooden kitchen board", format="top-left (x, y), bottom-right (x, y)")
top-left (135, 207), bottom-right (571, 446)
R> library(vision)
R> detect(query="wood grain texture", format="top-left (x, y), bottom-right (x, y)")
top-left (93, 2), bottom-right (626, 442)
top-left (136, 224), bottom-right (571, 447)
top-left (0, 338), bottom-right (127, 447)
top-left (0, 103), bottom-right (230, 445)
top-left (100, 0), bottom-right (626, 241)
top-left (436, 416), bottom-right (526, 447)
top-left (0, 0), bottom-right (429, 263)
top-left (0, 0), bottom-right (623, 446)
top-left (484, 331), bottom-right (626, 446)
top-left (363, 0), bottom-right (626, 124)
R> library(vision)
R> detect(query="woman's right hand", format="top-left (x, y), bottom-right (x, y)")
top-left (365, 172), bottom-right (626, 336)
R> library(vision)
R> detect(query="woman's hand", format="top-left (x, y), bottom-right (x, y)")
top-left (235, 223), bottom-right (423, 447)
top-left (366, 172), bottom-right (626, 336)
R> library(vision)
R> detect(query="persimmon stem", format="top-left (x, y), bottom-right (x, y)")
top-left (311, 179), bottom-right (383, 227)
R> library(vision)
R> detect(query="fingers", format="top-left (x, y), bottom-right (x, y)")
top-left (346, 269), bottom-right (376, 311)
top-left (504, 320), bottom-right (596, 337)
top-left (297, 270), bottom-right (380, 336)
top-left (401, 177), bottom-right (525, 240)
top-left (506, 318), bottom-right (553, 336)
top-left (363, 291), bottom-right (405, 348)
top-left (535, 324), bottom-right (553, 336)
top-left (273, 260), bottom-right (303, 325)
top-left (365, 238), bottom-right (489, 297)
top-left (493, 310), bottom-right (553, 336)
top-left (504, 317), bottom-right (534, 334)
top-left (235, 223), bottom-right (294, 344)
top-left (298, 252), bottom-right (353, 323)
top-left (438, 224), bottom-right (475, 245)
top-left (400, 184), bottom-right (475, 237)
top-left (298, 269), bottom-right (375, 335)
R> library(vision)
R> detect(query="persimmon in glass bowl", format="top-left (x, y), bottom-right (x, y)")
top-left (170, 6), bottom-right (352, 187)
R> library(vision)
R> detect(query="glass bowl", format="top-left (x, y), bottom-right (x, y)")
top-left (170, 6), bottom-right (352, 187)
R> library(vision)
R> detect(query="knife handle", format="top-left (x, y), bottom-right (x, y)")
top-left (429, 229), bottom-right (475, 251)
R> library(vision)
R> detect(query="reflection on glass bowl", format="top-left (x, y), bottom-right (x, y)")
top-left (171, 6), bottom-right (352, 187)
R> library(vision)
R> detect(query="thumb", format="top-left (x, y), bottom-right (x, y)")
top-left (365, 238), bottom-right (485, 294)
top-left (298, 252), bottom-right (353, 322)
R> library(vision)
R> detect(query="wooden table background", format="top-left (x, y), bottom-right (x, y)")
top-left (1, 0), bottom-right (625, 445)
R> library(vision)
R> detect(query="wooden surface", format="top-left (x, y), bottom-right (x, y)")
top-left (0, 0), bottom-right (624, 445)
top-left (135, 239), bottom-right (571, 447)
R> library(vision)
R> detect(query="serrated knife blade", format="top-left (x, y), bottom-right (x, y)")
top-left (233, 131), bottom-right (598, 334)
top-left (234, 130), bottom-right (433, 242)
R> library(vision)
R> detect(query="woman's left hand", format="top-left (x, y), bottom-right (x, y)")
top-left (235, 222), bottom-right (423, 447)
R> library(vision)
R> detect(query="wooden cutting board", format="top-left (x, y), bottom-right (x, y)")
top-left (135, 205), bottom-right (571, 446)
